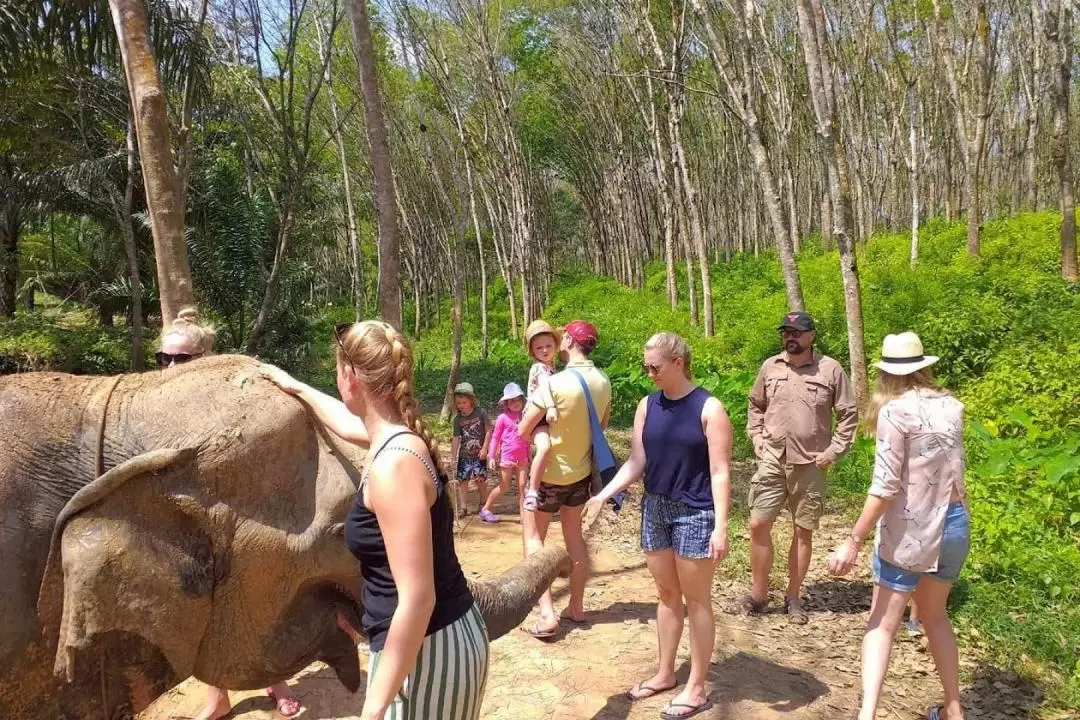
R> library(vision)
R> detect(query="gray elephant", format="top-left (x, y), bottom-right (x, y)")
top-left (0, 355), bottom-right (569, 719)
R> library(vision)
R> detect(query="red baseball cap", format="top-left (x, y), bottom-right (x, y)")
top-left (563, 320), bottom-right (598, 352)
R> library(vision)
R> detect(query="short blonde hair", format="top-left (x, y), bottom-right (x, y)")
top-left (159, 306), bottom-right (216, 353)
top-left (644, 332), bottom-right (692, 379)
top-left (336, 321), bottom-right (442, 472)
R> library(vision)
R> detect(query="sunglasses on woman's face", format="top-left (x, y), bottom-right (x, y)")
top-left (643, 362), bottom-right (665, 376)
top-left (155, 351), bottom-right (202, 368)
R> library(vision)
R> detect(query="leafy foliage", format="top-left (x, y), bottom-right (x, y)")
top-left (410, 213), bottom-right (1080, 705)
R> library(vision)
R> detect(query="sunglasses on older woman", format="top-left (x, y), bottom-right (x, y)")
top-left (155, 351), bottom-right (202, 368)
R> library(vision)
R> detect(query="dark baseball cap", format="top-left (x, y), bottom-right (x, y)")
top-left (778, 311), bottom-right (815, 332)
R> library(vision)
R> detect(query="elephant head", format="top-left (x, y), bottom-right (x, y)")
top-left (16, 355), bottom-right (569, 718)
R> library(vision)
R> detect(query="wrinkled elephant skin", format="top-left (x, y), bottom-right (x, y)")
top-left (0, 356), bottom-right (571, 719)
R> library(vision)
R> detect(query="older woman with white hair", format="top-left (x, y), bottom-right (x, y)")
top-left (828, 332), bottom-right (969, 720)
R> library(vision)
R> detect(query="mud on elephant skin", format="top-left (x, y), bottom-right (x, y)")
top-left (0, 355), bottom-right (571, 719)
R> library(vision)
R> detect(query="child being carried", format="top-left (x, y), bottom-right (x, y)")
top-left (521, 320), bottom-right (561, 512)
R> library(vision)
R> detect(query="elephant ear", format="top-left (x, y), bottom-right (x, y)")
top-left (38, 448), bottom-right (217, 683)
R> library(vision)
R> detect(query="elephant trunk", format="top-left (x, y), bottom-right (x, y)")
top-left (466, 546), bottom-right (572, 640)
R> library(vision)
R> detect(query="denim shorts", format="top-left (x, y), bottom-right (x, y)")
top-left (640, 492), bottom-right (715, 559)
top-left (873, 502), bottom-right (970, 593)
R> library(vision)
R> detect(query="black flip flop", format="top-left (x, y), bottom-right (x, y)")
top-left (625, 682), bottom-right (677, 702)
top-left (660, 699), bottom-right (714, 719)
top-left (561, 615), bottom-right (589, 626)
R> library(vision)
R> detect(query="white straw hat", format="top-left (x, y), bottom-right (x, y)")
top-left (875, 332), bottom-right (939, 376)
top-left (499, 382), bottom-right (525, 404)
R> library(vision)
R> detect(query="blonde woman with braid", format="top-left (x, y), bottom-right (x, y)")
top-left (261, 321), bottom-right (488, 720)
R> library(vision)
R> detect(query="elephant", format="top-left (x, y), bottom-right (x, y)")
top-left (0, 355), bottom-right (571, 719)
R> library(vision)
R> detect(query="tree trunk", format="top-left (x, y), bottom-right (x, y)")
top-left (246, 199), bottom-right (297, 354)
top-left (686, 0), bottom-right (805, 312)
top-left (315, 13), bottom-right (363, 318)
top-left (346, 0), bottom-right (401, 329)
top-left (480, 180), bottom-right (519, 339)
top-left (1047, 0), bottom-right (1077, 282)
top-left (0, 200), bottom-right (19, 319)
top-left (441, 240), bottom-right (464, 422)
top-left (796, 0), bottom-right (868, 410)
top-left (667, 84), bottom-right (714, 336)
top-left (908, 82), bottom-right (920, 267)
top-left (119, 120), bottom-right (144, 370)
top-left (108, 0), bottom-right (196, 327)
top-left (932, 0), bottom-right (994, 256)
top-left (1024, 0), bottom-right (1044, 210)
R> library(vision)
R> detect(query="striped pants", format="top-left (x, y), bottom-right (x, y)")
top-left (368, 604), bottom-right (490, 719)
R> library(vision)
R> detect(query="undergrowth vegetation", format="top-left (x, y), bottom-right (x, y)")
top-left (410, 213), bottom-right (1080, 708)
top-left (2, 213), bottom-right (1077, 708)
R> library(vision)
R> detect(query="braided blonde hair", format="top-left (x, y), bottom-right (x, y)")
top-left (337, 321), bottom-right (443, 473)
top-left (159, 306), bottom-right (216, 353)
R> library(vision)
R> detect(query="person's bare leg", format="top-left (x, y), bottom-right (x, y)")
top-left (664, 554), bottom-right (718, 715)
top-left (456, 480), bottom-right (470, 517)
top-left (627, 550), bottom-right (682, 700)
top-left (858, 584), bottom-right (910, 720)
top-left (483, 467), bottom-right (511, 513)
top-left (523, 509), bottom-right (558, 633)
top-left (748, 516), bottom-right (775, 604)
top-left (477, 475), bottom-right (491, 510)
top-left (193, 685), bottom-right (230, 720)
top-left (558, 502), bottom-right (589, 621)
top-left (516, 467), bottom-right (528, 516)
top-left (526, 432), bottom-right (552, 506)
top-left (786, 524), bottom-right (813, 612)
top-left (914, 578), bottom-right (965, 720)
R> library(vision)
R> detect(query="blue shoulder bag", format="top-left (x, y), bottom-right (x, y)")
top-left (568, 369), bottom-right (625, 512)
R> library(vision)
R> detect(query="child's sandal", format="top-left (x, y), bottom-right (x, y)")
top-left (523, 490), bottom-right (540, 512)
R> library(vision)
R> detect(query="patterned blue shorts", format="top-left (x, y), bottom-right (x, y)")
top-left (456, 457), bottom-right (487, 483)
top-left (640, 493), bottom-right (715, 559)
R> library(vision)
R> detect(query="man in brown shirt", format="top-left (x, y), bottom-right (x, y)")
top-left (733, 311), bottom-right (858, 624)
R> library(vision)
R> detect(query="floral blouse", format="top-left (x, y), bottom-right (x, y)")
top-left (869, 390), bottom-right (967, 572)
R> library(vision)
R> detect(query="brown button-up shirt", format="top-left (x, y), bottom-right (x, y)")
top-left (747, 351), bottom-right (858, 465)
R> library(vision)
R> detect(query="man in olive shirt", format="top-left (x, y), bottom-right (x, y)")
top-left (734, 311), bottom-right (858, 624)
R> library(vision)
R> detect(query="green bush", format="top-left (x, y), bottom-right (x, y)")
top-left (409, 212), bottom-right (1080, 706)
top-left (0, 300), bottom-right (137, 375)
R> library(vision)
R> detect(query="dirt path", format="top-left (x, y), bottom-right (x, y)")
top-left (139, 475), bottom-right (1042, 720)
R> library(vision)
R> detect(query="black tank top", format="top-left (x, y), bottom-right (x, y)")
top-left (343, 431), bottom-right (473, 652)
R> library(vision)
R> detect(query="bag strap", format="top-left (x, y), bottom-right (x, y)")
top-left (568, 368), bottom-right (616, 469)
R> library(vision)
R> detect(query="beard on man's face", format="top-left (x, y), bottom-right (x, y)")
top-left (785, 337), bottom-right (811, 354)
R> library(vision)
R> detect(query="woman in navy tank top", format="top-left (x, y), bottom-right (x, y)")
top-left (586, 333), bottom-right (732, 719)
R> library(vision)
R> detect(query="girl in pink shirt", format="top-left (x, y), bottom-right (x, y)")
top-left (479, 383), bottom-right (531, 523)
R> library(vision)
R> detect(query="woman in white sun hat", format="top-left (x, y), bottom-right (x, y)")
top-left (827, 332), bottom-right (969, 720)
